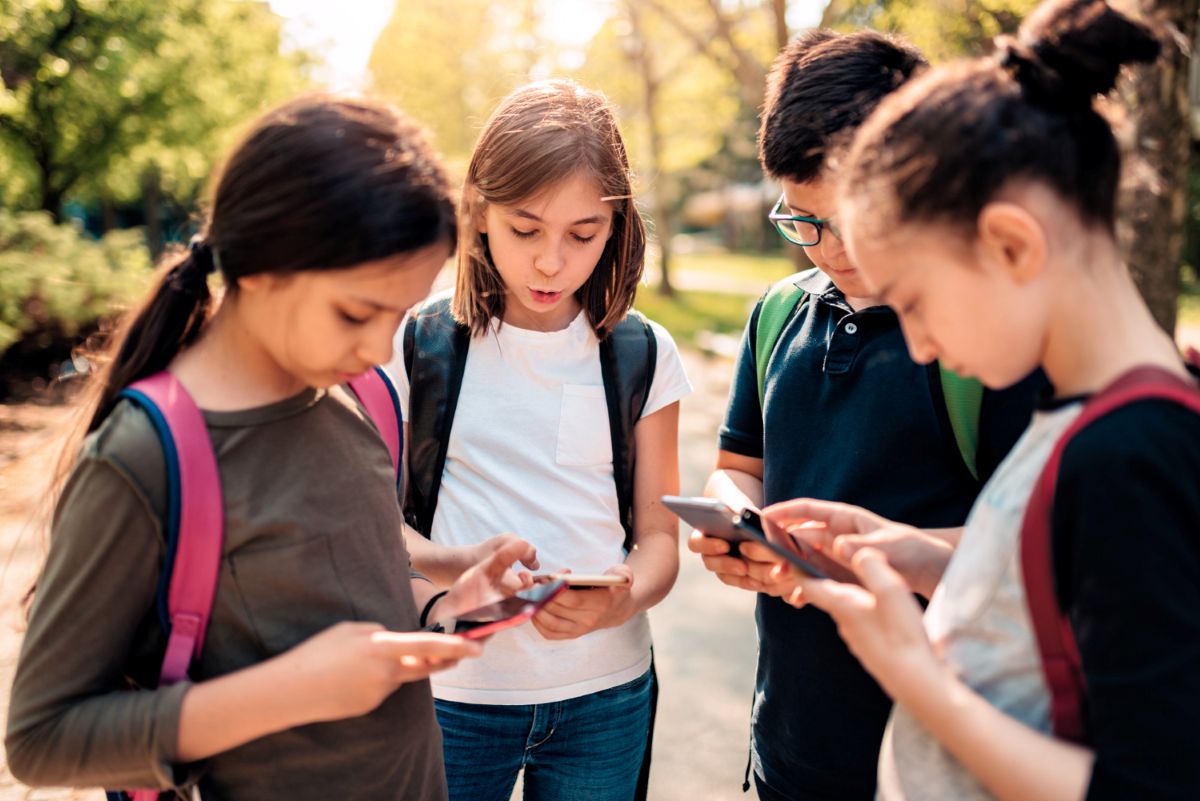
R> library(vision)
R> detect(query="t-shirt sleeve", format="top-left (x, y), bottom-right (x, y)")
top-left (717, 302), bottom-right (764, 458)
top-left (384, 311), bottom-right (413, 419)
top-left (1050, 401), bottom-right (1200, 801)
top-left (975, 368), bottom-right (1044, 483)
top-left (6, 452), bottom-right (193, 790)
top-left (639, 319), bottom-right (693, 419)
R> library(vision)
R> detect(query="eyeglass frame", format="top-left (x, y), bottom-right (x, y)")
top-left (768, 193), bottom-right (842, 247)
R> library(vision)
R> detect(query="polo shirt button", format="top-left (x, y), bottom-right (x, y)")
top-left (845, 322), bottom-right (859, 334)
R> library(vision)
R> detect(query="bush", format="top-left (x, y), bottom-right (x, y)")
top-left (0, 211), bottom-right (151, 359)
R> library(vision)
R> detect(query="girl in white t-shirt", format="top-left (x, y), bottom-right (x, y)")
top-left (386, 80), bottom-right (691, 801)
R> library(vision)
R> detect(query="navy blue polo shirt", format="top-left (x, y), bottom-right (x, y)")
top-left (719, 269), bottom-right (1041, 800)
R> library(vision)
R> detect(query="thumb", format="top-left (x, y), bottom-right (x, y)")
top-left (832, 534), bottom-right (876, 563)
top-left (850, 548), bottom-right (909, 598)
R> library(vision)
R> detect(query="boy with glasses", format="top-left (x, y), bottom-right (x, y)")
top-left (687, 30), bottom-right (1043, 801)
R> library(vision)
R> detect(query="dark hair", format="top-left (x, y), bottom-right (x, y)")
top-left (759, 29), bottom-right (927, 182)
top-left (454, 80), bottom-right (645, 338)
top-left (23, 94), bottom-right (455, 614)
top-left (841, 0), bottom-right (1161, 237)
top-left (82, 94), bottom-right (456, 434)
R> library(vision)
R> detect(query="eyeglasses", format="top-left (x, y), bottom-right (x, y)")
top-left (768, 193), bottom-right (842, 247)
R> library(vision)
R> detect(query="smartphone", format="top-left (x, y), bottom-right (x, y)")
top-left (662, 495), bottom-right (828, 579)
top-left (450, 579), bottom-right (568, 640)
top-left (532, 573), bottom-right (631, 589)
top-left (661, 495), bottom-right (756, 545)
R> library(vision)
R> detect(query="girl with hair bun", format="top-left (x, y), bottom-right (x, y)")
top-left (759, 1), bottom-right (1200, 799)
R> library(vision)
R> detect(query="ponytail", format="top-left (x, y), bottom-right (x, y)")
top-left (84, 237), bottom-right (217, 433)
top-left (31, 94), bottom-right (455, 613)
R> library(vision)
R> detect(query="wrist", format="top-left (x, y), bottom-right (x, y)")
top-left (913, 537), bottom-right (955, 599)
top-left (253, 663), bottom-right (307, 730)
top-left (890, 655), bottom-right (957, 720)
top-left (419, 589), bottom-right (450, 628)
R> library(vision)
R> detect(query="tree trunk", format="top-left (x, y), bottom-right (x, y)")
top-left (101, 195), bottom-right (117, 233)
top-left (625, 0), bottom-right (675, 296)
top-left (142, 165), bottom-right (164, 261)
top-left (1116, 0), bottom-right (1198, 336)
top-left (38, 160), bottom-right (63, 223)
top-left (772, 0), bottom-right (790, 50)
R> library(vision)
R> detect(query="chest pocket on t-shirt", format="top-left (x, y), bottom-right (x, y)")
top-left (556, 384), bottom-right (613, 466)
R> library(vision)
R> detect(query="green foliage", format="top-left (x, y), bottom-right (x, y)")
top-left (1182, 263), bottom-right (1200, 325)
top-left (368, 0), bottom-right (779, 178)
top-left (0, 211), bottom-right (151, 357)
top-left (634, 287), bottom-right (754, 349)
top-left (672, 250), bottom-right (794, 286)
top-left (368, 0), bottom-right (542, 167)
top-left (0, 0), bottom-right (312, 214)
top-left (821, 0), bottom-right (1038, 61)
top-left (576, 11), bottom-right (748, 177)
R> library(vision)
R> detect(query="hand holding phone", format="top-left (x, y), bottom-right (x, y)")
top-left (529, 564), bottom-right (636, 641)
top-left (664, 495), bottom-right (828, 579)
top-left (439, 579), bottom-right (569, 640)
top-left (532, 572), bottom-right (632, 589)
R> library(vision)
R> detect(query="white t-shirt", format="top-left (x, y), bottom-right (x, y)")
top-left (878, 403), bottom-right (1083, 801)
top-left (386, 302), bottom-right (692, 705)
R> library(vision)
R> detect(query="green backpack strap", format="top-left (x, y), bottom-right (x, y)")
top-left (755, 274), bottom-right (809, 409)
top-left (937, 364), bottom-right (984, 480)
top-left (752, 272), bottom-right (985, 479)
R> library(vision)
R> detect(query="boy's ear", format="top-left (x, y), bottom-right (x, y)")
top-left (975, 201), bottom-right (1046, 284)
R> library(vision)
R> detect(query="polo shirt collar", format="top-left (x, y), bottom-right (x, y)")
top-left (793, 267), bottom-right (894, 316)
top-left (793, 268), bottom-right (836, 298)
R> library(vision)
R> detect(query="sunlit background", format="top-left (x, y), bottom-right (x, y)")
top-left (2, 3), bottom-right (1199, 799)
top-left (0, 0), bottom-right (1196, 392)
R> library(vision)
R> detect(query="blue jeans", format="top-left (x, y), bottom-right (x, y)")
top-left (435, 670), bottom-right (653, 801)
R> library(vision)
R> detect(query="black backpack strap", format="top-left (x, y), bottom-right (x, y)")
top-left (402, 296), bottom-right (470, 537)
top-left (599, 311), bottom-right (657, 553)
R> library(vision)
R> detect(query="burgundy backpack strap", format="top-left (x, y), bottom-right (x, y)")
top-left (1021, 365), bottom-right (1200, 743)
top-left (348, 366), bottom-right (403, 480)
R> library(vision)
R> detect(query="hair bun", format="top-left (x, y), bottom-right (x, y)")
top-left (1016, 0), bottom-right (1160, 100)
top-left (995, 36), bottom-right (1074, 107)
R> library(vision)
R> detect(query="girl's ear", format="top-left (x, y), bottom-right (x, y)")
top-left (974, 201), bottom-right (1046, 285)
top-left (475, 202), bottom-right (488, 235)
top-left (237, 273), bottom-right (274, 293)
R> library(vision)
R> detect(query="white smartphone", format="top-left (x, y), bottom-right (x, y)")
top-left (533, 573), bottom-right (631, 589)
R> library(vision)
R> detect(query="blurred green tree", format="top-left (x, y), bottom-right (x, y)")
top-left (0, 0), bottom-right (311, 238)
top-left (819, 0), bottom-right (1037, 61)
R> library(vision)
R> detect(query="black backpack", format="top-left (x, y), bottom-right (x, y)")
top-left (401, 295), bottom-right (657, 552)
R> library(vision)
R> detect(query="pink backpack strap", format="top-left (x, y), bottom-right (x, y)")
top-left (1020, 365), bottom-right (1200, 743)
top-left (119, 372), bottom-right (223, 801)
top-left (124, 372), bottom-right (225, 685)
top-left (348, 366), bottom-right (403, 479)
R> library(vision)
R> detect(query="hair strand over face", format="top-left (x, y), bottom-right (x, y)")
top-left (452, 80), bottom-right (645, 338)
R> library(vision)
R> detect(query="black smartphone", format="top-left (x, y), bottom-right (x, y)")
top-left (661, 495), bottom-right (756, 544)
top-left (663, 495), bottom-right (828, 579)
top-left (449, 579), bottom-right (568, 640)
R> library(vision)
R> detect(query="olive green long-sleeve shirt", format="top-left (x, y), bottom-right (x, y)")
top-left (6, 386), bottom-right (446, 801)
